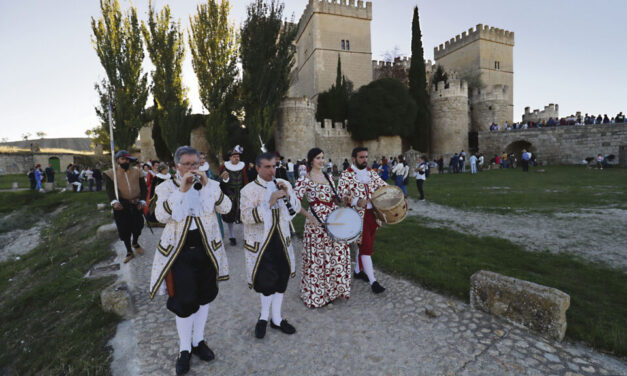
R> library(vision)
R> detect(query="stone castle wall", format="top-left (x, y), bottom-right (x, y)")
top-left (523, 104), bottom-right (559, 124)
top-left (478, 123), bottom-right (627, 165)
top-left (290, 0), bottom-right (373, 99)
top-left (430, 80), bottom-right (470, 159)
top-left (139, 124), bottom-right (157, 161)
top-left (471, 85), bottom-right (511, 131)
top-left (275, 97), bottom-right (401, 165)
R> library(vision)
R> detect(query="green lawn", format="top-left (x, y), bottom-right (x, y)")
top-left (405, 165), bottom-right (627, 213)
top-left (374, 217), bottom-right (627, 357)
top-left (0, 173), bottom-right (31, 189)
top-left (0, 190), bottom-right (120, 374)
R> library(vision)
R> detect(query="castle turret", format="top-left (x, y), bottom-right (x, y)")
top-left (430, 79), bottom-right (470, 158)
top-left (275, 97), bottom-right (317, 161)
top-left (522, 103), bottom-right (559, 124)
top-left (470, 84), bottom-right (510, 131)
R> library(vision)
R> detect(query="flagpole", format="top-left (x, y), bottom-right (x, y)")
top-left (108, 90), bottom-right (119, 201)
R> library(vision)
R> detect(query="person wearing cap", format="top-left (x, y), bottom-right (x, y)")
top-left (104, 150), bottom-right (147, 263)
top-left (219, 145), bottom-right (248, 246)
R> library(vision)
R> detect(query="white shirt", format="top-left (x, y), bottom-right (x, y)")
top-left (169, 175), bottom-right (216, 230)
top-left (287, 162), bottom-right (294, 172)
top-left (351, 164), bottom-right (373, 209)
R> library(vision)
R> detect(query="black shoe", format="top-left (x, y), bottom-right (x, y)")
top-left (255, 319), bottom-right (268, 339)
top-left (229, 238), bottom-right (236, 246)
top-left (191, 340), bottom-right (215, 362)
top-left (270, 319), bottom-right (296, 335)
top-left (371, 281), bottom-right (386, 294)
top-left (175, 351), bottom-right (191, 375)
top-left (353, 271), bottom-right (368, 282)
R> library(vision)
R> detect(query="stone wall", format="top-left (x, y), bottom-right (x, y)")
top-left (139, 124), bottom-right (157, 161)
top-left (523, 104), bottom-right (559, 124)
top-left (430, 80), bottom-right (470, 159)
top-left (470, 85), bottom-right (511, 131)
top-left (478, 123), bottom-right (627, 165)
top-left (0, 153), bottom-right (76, 174)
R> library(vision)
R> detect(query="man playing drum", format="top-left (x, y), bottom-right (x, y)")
top-left (338, 147), bottom-right (388, 294)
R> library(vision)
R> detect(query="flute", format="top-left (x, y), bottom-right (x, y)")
top-left (273, 179), bottom-right (296, 215)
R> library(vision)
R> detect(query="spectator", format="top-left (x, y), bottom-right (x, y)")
top-left (596, 154), bottom-right (604, 169)
top-left (44, 163), bottom-right (55, 184)
top-left (478, 153), bottom-right (485, 171)
top-left (85, 167), bottom-right (95, 191)
top-left (27, 168), bottom-right (36, 190)
top-left (437, 156), bottom-right (444, 174)
top-left (521, 149), bottom-right (531, 172)
top-left (327, 159), bottom-right (333, 175)
top-left (93, 164), bottom-right (103, 191)
top-left (342, 158), bottom-right (350, 171)
top-left (67, 165), bottom-right (82, 192)
top-left (286, 158), bottom-right (295, 186)
top-left (34, 164), bottom-right (43, 191)
top-left (469, 153), bottom-right (478, 174)
top-left (603, 114), bottom-right (610, 124)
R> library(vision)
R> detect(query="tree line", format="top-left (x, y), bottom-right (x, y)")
top-left (89, 0), bottom-right (295, 162)
top-left (89, 1), bottom-right (433, 159)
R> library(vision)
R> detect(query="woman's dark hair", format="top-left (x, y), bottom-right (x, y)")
top-left (307, 147), bottom-right (324, 171)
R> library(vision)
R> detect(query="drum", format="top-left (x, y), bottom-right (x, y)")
top-left (371, 185), bottom-right (408, 224)
top-left (325, 207), bottom-right (363, 243)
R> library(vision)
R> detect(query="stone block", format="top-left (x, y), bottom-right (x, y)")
top-left (43, 182), bottom-right (54, 192)
top-left (97, 222), bottom-right (118, 240)
top-left (11, 182), bottom-right (19, 189)
top-left (470, 270), bottom-right (570, 341)
top-left (101, 282), bottom-right (134, 318)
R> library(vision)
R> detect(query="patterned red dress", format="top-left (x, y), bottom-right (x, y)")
top-left (295, 175), bottom-right (351, 308)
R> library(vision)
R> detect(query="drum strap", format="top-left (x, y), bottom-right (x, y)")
top-left (308, 206), bottom-right (325, 225)
top-left (322, 172), bottom-right (341, 205)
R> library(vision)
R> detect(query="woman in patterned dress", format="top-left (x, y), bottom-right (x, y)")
top-left (295, 148), bottom-right (351, 308)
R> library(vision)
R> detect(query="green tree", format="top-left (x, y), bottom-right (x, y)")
top-left (189, 0), bottom-right (239, 157)
top-left (430, 65), bottom-right (448, 86)
top-left (240, 0), bottom-right (297, 148)
top-left (91, 0), bottom-right (149, 150)
top-left (142, 1), bottom-right (190, 157)
top-left (347, 78), bottom-right (417, 141)
top-left (316, 55), bottom-right (353, 122)
top-left (407, 6), bottom-right (431, 152)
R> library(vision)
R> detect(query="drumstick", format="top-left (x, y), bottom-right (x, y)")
top-left (325, 222), bottom-right (345, 226)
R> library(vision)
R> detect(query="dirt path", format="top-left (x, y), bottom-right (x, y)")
top-left (408, 199), bottom-right (627, 271)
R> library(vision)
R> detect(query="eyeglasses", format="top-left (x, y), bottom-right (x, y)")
top-left (178, 162), bottom-right (200, 168)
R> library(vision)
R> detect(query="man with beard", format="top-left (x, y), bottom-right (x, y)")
top-left (338, 147), bottom-right (388, 294)
top-left (104, 150), bottom-right (147, 263)
top-left (219, 145), bottom-right (248, 246)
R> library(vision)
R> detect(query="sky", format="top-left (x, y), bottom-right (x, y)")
top-left (0, 0), bottom-right (625, 142)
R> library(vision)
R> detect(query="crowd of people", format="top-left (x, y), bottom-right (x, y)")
top-left (489, 111), bottom-right (626, 131)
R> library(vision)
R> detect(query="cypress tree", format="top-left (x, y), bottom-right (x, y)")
top-left (407, 6), bottom-right (431, 153)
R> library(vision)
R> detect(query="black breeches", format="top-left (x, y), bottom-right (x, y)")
top-left (254, 230), bottom-right (290, 296)
top-left (167, 230), bottom-right (218, 318)
top-left (113, 204), bottom-right (144, 242)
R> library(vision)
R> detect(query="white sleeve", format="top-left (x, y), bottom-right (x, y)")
top-left (169, 190), bottom-right (189, 223)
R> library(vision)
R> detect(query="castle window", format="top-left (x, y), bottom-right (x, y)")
top-left (494, 61), bottom-right (500, 70)
top-left (346, 40), bottom-right (350, 51)
top-left (341, 40), bottom-right (345, 50)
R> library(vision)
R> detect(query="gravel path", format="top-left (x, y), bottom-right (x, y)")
top-left (408, 199), bottom-right (627, 271)
top-left (109, 225), bottom-right (626, 376)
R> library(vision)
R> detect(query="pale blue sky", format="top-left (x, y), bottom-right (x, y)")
top-left (0, 0), bottom-right (625, 141)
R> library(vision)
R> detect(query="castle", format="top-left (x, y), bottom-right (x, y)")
top-left (277, 0), bottom-right (516, 162)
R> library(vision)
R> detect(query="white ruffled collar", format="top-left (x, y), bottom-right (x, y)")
top-left (156, 173), bottom-right (171, 180)
top-left (224, 161), bottom-right (245, 172)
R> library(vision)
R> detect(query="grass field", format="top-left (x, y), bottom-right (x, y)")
top-left (405, 165), bottom-right (626, 213)
top-left (0, 191), bottom-right (120, 374)
top-left (0, 173), bottom-right (30, 189)
top-left (374, 217), bottom-right (626, 357)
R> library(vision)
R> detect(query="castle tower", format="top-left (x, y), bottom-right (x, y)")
top-left (430, 79), bottom-right (470, 158)
top-left (289, 0), bottom-right (373, 100)
top-left (470, 84), bottom-right (510, 132)
top-left (434, 24), bottom-right (514, 123)
top-left (522, 103), bottom-right (559, 124)
top-left (275, 97), bottom-right (317, 161)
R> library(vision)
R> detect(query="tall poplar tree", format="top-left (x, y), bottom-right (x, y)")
top-left (407, 6), bottom-right (431, 152)
top-left (91, 0), bottom-right (148, 150)
top-left (142, 1), bottom-right (190, 157)
top-left (189, 0), bottom-right (239, 156)
top-left (240, 0), bottom-right (297, 148)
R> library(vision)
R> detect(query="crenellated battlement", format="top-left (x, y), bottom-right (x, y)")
top-left (430, 79), bottom-right (468, 98)
top-left (278, 96), bottom-right (316, 110)
top-left (471, 84), bottom-right (510, 103)
top-left (434, 24), bottom-right (514, 60)
top-left (371, 57), bottom-right (434, 70)
top-left (523, 103), bottom-right (559, 123)
top-left (297, 0), bottom-right (372, 41)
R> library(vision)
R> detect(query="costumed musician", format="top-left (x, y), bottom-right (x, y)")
top-left (240, 152), bottom-right (301, 339)
top-left (219, 145), bottom-right (248, 246)
top-left (149, 146), bottom-right (232, 375)
top-left (104, 150), bottom-right (147, 263)
top-left (337, 147), bottom-right (387, 294)
top-left (295, 147), bottom-right (351, 307)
